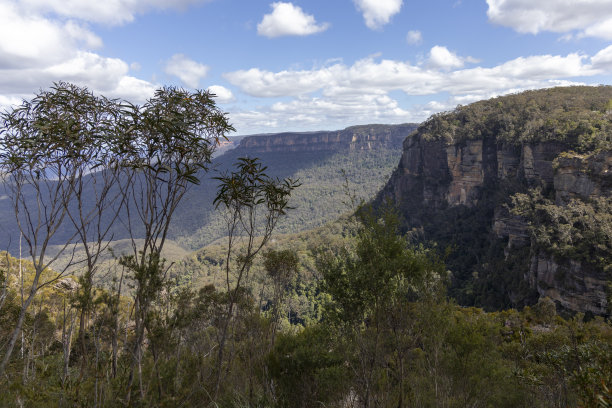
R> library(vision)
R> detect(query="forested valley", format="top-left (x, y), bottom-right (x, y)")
top-left (0, 84), bottom-right (611, 407)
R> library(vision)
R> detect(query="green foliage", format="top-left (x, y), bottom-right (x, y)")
top-left (511, 189), bottom-right (612, 272)
top-left (419, 86), bottom-right (612, 150)
top-left (320, 203), bottom-right (446, 325)
top-left (0, 81), bottom-right (122, 173)
top-left (267, 326), bottom-right (349, 408)
top-left (125, 86), bottom-right (234, 182)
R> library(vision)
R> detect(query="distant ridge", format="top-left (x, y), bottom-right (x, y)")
top-left (236, 123), bottom-right (416, 153)
top-left (0, 123), bottom-right (418, 254)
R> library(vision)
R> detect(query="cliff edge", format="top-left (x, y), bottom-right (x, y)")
top-left (381, 86), bottom-right (612, 316)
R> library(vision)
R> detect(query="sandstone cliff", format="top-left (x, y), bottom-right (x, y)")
top-left (236, 124), bottom-right (416, 153)
top-left (381, 87), bottom-right (612, 316)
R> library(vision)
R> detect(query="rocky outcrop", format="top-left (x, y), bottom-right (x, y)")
top-left (530, 255), bottom-right (609, 316)
top-left (382, 127), bottom-right (611, 316)
top-left (236, 124), bottom-right (417, 154)
top-left (554, 151), bottom-right (612, 203)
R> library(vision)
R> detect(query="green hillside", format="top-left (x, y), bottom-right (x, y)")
top-left (0, 124), bottom-right (415, 254)
top-left (174, 145), bottom-right (406, 249)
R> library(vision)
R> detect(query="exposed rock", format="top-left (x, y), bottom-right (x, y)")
top-left (554, 151), bottom-right (612, 203)
top-left (531, 255), bottom-right (609, 316)
top-left (54, 278), bottom-right (79, 292)
top-left (236, 124), bottom-right (417, 154)
top-left (380, 98), bottom-right (611, 316)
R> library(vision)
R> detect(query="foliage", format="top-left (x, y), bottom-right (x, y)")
top-left (1, 85), bottom-right (611, 408)
top-left (511, 189), bottom-right (612, 272)
top-left (419, 86), bottom-right (612, 150)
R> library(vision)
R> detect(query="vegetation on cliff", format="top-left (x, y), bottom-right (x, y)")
top-left (419, 85), bottom-right (612, 151)
top-left (381, 86), bottom-right (612, 315)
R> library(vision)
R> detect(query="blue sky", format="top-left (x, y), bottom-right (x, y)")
top-left (1, 0), bottom-right (612, 134)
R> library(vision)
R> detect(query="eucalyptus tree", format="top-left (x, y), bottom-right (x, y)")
top-left (117, 87), bottom-right (235, 402)
top-left (0, 83), bottom-right (126, 376)
top-left (212, 157), bottom-right (299, 398)
top-left (319, 204), bottom-right (446, 408)
top-left (263, 248), bottom-right (299, 346)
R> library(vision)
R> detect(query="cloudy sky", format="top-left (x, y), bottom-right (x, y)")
top-left (2, 0), bottom-right (612, 134)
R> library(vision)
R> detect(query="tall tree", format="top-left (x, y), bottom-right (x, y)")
top-left (212, 157), bottom-right (299, 398)
top-left (319, 203), bottom-right (446, 407)
top-left (0, 83), bottom-right (124, 376)
top-left (117, 87), bottom-right (234, 403)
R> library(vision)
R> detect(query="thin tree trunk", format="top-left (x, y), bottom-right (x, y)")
top-left (0, 273), bottom-right (41, 376)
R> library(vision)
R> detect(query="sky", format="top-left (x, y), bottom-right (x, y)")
top-left (1, 0), bottom-right (612, 135)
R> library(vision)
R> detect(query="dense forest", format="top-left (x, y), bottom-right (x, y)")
top-left (0, 84), bottom-right (611, 407)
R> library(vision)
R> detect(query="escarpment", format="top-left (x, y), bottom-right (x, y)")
top-left (380, 86), bottom-right (612, 316)
top-left (236, 123), bottom-right (417, 153)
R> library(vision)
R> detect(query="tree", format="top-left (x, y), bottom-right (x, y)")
top-left (263, 248), bottom-right (299, 346)
top-left (116, 86), bottom-right (234, 403)
top-left (0, 83), bottom-right (125, 376)
top-left (319, 203), bottom-right (446, 407)
top-left (212, 157), bottom-right (299, 399)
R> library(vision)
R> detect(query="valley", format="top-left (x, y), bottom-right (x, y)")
top-left (0, 86), bottom-right (611, 407)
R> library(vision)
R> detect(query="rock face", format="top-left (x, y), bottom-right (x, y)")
top-left (237, 124), bottom-right (417, 154)
top-left (554, 151), bottom-right (612, 203)
top-left (380, 88), bottom-right (612, 316)
top-left (384, 131), bottom-right (611, 315)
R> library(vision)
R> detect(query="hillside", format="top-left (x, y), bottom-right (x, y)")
top-left (379, 86), bottom-right (612, 316)
top-left (0, 123), bottom-right (416, 255)
top-left (174, 123), bottom-right (416, 249)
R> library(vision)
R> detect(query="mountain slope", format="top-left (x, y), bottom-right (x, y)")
top-left (0, 123), bottom-right (417, 255)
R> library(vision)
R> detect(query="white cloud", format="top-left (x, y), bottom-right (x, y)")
top-left (0, 2), bottom-right (102, 69)
top-left (428, 46), bottom-right (465, 69)
top-left (207, 85), bottom-right (235, 103)
top-left (591, 45), bottom-right (612, 69)
top-left (406, 30), bottom-right (422, 45)
top-left (164, 54), bottom-right (209, 88)
top-left (230, 93), bottom-right (412, 134)
top-left (223, 45), bottom-right (612, 133)
top-left (486, 0), bottom-right (612, 40)
top-left (0, 1), bottom-right (158, 106)
top-left (19, 0), bottom-right (213, 25)
top-left (225, 51), bottom-right (599, 100)
top-left (354, 0), bottom-right (403, 30)
top-left (224, 65), bottom-right (345, 97)
top-left (257, 2), bottom-right (329, 38)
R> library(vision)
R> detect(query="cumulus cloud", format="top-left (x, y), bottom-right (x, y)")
top-left (0, 0), bottom-right (160, 108)
top-left (230, 93), bottom-right (412, 134)
top-left (207, 85), bottom-right (235, 103)
top-left (19, 0), bottom-right (212, 26)
top-left (591, 45), bottom-right (612, 69)
top-left (223, 45), bottom-right (612, 133)
top-left (224, 65), bottom-right (344, 97)
top-left (225, 51), bottom-right (598, 100)
top-left (0, 2), bottom-right (101, 69)
top-left (257, 2), bottom-right (329, 38)
top-left (354, 0), bottom-right (403, 30)
top-left (486, 0), bottom-right (612, 40)
top-left (428, 46), bottom-right (465, 69)
top-left (406, 30), bottom-right (422, 45)
top-left (164, 54), bottom-right (209, 88)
